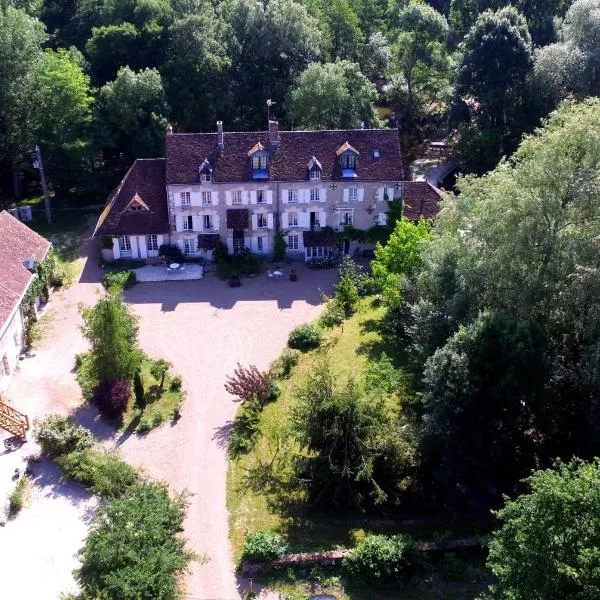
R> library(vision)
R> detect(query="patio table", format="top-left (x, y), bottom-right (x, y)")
top-left (169, 262), bottom-right (180, 270)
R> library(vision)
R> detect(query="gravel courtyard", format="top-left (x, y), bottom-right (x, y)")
top-left (1, 234), bottom-right (336, 600)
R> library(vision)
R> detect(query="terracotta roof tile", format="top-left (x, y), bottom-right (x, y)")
top-left (166, 128), bottom-right (403, 184)
top-left (402, 182), bottom-right (445, 220)
top-left (94, 159), bottom-right (168, 237)
top-left (0, 210), bottom-right (51, 333)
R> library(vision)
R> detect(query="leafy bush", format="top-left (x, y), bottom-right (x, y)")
top-left (225, 363), bottom-right (275, 405)
top-left (338, 255), bottom-right (369, 295)
top-left (76, 482), bottom-right (192, 600)
top-left (102, 269), bottom-right (136, 292)
top-left (335, 274), bottom-right (360, 317)
top-left (215, 249), bottom-right (261, 279)
top-left (307, 257), bottom-right (338, 269)
top-left (269, 348), bottom-right (301, 379)
top-left (228, 404), bottom-right (262, 459)
top-left (170, 375), bottom-right (182, 391)
top-left (50, 264), bottom-right (68, 288)
top-left (288, 323), bottom-right (322, 350)
top-left (35, 416), bottom-right (94, 458)
top-left (343, 534), bottom-right (417, 583)
top-left (24, 316), bottom-right (42, 349)
top-left (92, 379), bottom-right (131, 420)
top-left (213, 241), bottom-right (229, 263)
top-left (159, 243), bottom-right (184, 261)
top-left (57, 449), bottom-right (139, 499)
top-left (8, 476), bottom-right (29, 517)
top-left (364, 352), bottom-right (400, 394)
top-left (242, 530), bottom-right (288, 562)
top-left (319, 297), bottom-right (345, 328)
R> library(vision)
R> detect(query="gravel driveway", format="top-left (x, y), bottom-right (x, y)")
top-left (1, 233), bottom-right (336, 600)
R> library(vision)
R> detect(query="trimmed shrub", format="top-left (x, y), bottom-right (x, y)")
top-left (343, 534), bottom-right (417, 583)
top-left (242, 531), bottom-right (288, 562)
top-left (288, 323), bottom-right (322, 350)
top-left (170, 375), bottom-right (182, 391)
top-left (319, 298), bottom-right (345, 328)
top-left (150, 358), bottom-right (170, 390)
top-left (57, 449), bottom-right (139, 499)
top-left (269, 348), bottom-right (301, 379)
top-left (102, 269), bottom-right (136, 292)
top-left (159, 244), bottom-right (184, 261)
top-left (134, 369), bottom-right (146, 411)
top-left (335, 274), bottom-right (360, 317)
top-left (8, 476), bottom-right (29, 517)
top-left (35, 416), bottom-right (94, 458)
top-left (92, 379), bottom-right (131, 420)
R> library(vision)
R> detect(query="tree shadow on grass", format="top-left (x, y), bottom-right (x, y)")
top-left (116, 413), bottom-right (142, 446)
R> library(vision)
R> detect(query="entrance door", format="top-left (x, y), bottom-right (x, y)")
top-left (233, 229), bottom-right (245, 253)
top-left (337, 238), bottom-right (350, 255)
top-left (310, 212), bottom-right (319, 230)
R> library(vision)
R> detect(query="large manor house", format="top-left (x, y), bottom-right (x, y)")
top-left (95, 121), bottom-right (441, 261)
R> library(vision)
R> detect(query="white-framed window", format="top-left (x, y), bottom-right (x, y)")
top-left (310, 188), bottom-right (320, 202)
top-left (341, 152), bottom-right (356, 170)
top-left (252, 155), bottom-right (267, 170)
top-left (257, 213), bottom-right (267, 229)
top-left (202, 191), bottom-right (212, 205)
top-left (306, 246), bottom-right (330, 259)
top-left (183, 239), bottom-right (196, 255)
top-left (288, 189), bottom-right (298, 203)
top-left (349, 187), bottom-right (358, 202)
top-left (203, 215), bottom-right (213, 230)
top-left (119, 235), bottom-right (131, 251)
top-left (257, 190), bottom-right (266, 204)
top-left (257, 237), bottom-right (263, 252)
top-left (288, 211), bottom-right (298, 227)
top-left (146, 234), bottom-right (158, 251)
top-left (310, 168), bottom-right (321, 180)
top-left (180, 192), bottom-right (191, 206)
top-left (200, 172), bottom-right (212, 183)
top-left (340, 210), bottom-right (353, 226)
top-left (288, 234), bottom-right (299, 250)
top-left (183, 215), bottom-right (193, 231)
top-left (232, 190), bottom-right (242, 205)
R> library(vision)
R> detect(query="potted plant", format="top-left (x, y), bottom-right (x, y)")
top-left (290, 269), bottom-right (297, 281)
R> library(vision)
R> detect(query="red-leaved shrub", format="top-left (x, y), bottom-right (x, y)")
top-left (224, 363), bottom-right (274, 406)
top-left (92, 379), bottom-right (130, 420)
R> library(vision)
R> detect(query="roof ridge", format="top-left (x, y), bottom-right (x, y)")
top-left (168, 128), bottom-right (399, 136)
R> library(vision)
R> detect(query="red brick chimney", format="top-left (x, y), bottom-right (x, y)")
top-left (217, 121), bottom-right (224, 148)
top-left (268, 120), bottom-right (279, 145)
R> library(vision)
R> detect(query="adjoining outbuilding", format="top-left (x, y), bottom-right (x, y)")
top-left (0, 210), bottom-right (51, 392)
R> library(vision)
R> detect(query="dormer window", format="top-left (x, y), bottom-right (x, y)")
top-left (307, 156), bottom-right (322, 180)
top-left (123, 193), bottom-right (149, 213)
top-left (248, 142), bottom-right (269, 180)
top-left (199, 158), bottom-right (213, 183)
top-left (336, 141), bottom-right (359, 178)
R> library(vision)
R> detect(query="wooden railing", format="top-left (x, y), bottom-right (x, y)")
top-left (0, 398), bottom-right (29, 438)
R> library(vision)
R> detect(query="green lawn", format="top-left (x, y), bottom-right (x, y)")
top-left (228, 298), bottom-right (412, 558)
top-left (227, 298), bottom-right (491, 599)
top-left (120, 357), bottom-right (184, 434)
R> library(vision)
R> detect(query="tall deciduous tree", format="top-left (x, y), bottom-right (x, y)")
top-left (485, 459), bottom-right (600, 599)
top-left (289, 60), bottom-right (379, 129)
top-left (455, 6), bottom-right (532, 131)
top-left (389, 0), bottom-right (450, 137)
top-left (0, 5), bottom-right (46, 197)
top-left (95, 66), bottom-right (169, 162)
top-left (80, 293), bottom-right (141, 383)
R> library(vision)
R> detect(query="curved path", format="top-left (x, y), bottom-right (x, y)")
top-left (5, 233), bottom-right (336, 600)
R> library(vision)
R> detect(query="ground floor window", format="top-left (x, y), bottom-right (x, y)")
top-left (257, 236), bottom-right (263, 252)
top-left (146, 234), bottom-right (158, 251)
top-left (306, 246), bottom-right (331, 259)
top-left (119, 235), bottom-right (131, 251)
top-left (288, 234), bottom-right (299, 251)
top-left (1, 353), bottom-right (9, 377)
top-left (183, 239), bottom-right (196, 255)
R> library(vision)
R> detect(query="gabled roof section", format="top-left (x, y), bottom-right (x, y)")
top-left (402, 182), bottom-right (445, 221)
top-left (94, 158), bottom-right (169, 237)
top-left (307, 156), bottom-right (322, 170)
top-left (0, 210), bottom-right (51, 335)
top-left (247, 142), bottom-right (265, 156)
top-left (166, 129), bottom-right (403, 183)
top-left (122, 193), bottom-right (150, 213)
top-left (335, 141), bottom-right (359, 156)
top-left (199, 158), bottom-right (212, 173)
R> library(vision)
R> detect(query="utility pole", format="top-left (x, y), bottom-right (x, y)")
top-left (33, 145), bottom-right (51, 224)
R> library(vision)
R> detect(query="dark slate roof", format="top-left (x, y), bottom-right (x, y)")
top-left (94, 159), bottom-right (169, 237)
top-left (303, 229), bottom-right (335, 247)
top-left (0, 210), bottom-right (51, 333)
top-left (402, 182), bottom-right (445, 220)
top-left (166, 128), bottom-right (403, 184)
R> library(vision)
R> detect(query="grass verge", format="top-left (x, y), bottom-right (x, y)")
top-left (8, 475), bottom-right (30, 517)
